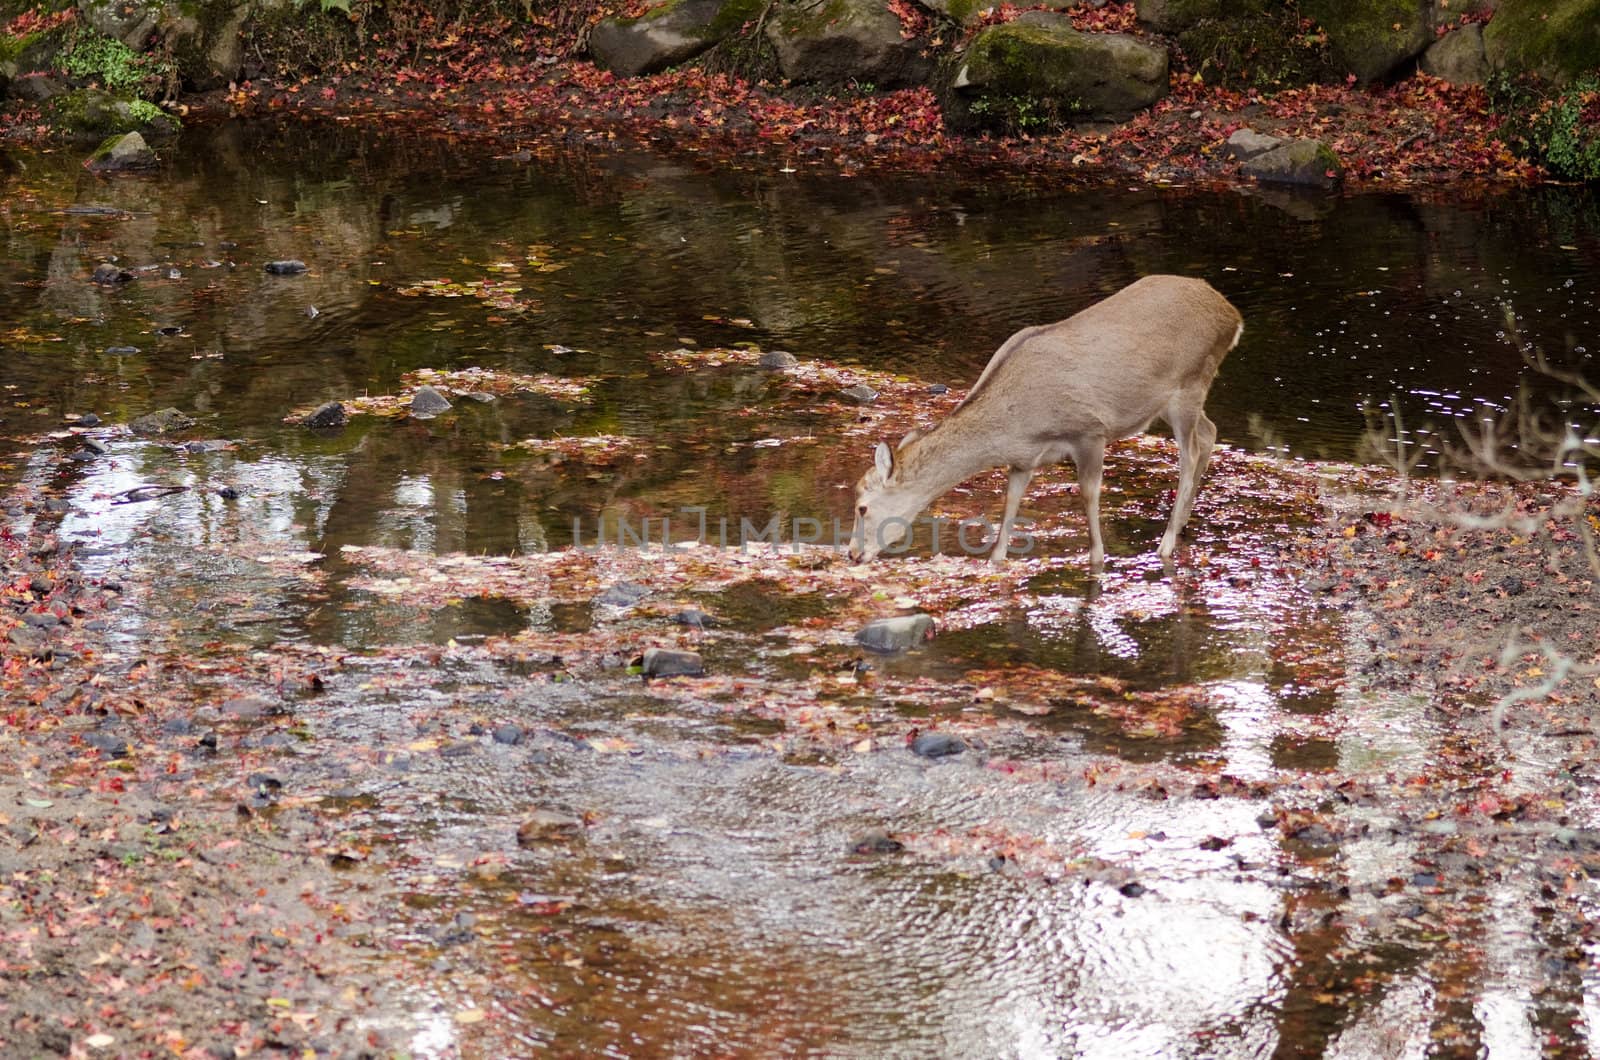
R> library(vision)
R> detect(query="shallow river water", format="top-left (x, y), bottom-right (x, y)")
top-left (4, 122), bottom-right (1600, 1058)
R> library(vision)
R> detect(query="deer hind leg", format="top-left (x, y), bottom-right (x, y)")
top-left (990, 466), bottom-right (1035, 563)
top-left (1160, 400), bottom-right (1217, 558)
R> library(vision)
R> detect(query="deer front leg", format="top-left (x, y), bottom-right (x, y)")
top-left (991, 467), bottom-right (1034, 563)
top-left (1160, 407), bottom-right (1217, 558)
top-left (1073, 443), bottom-right (1106, 568)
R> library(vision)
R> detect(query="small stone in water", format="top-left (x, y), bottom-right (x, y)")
top-left (840, 384), bottom-right (879, 405)
top-left (595, 582), bottom-right (648, 607)
top-left (300, 401), bottom-right (348, 430)
top-left (672, 609), bottom-right (714, 628)
top-left (517, 810), bottom-right (583, 846)
top-left (848, 831), bottom-right (904, 855)
top-left (1118, 882), bottom-right (1148, 898)
top-left (76, 412), bottom-right (102, 427)
top-left (410, 385), bottom-right (453, 416)
top-left (640, 647), bottom-right (704, 678)
top-left (492, 724), bottom-right (525, 746)
top-left (129, 408), bottom-right (195, 435)
top-left (856, 614), bottom-right (935, 653)
top-left (265, 260), bottom-right (308, 275)
top-left (927, 383), bottom-right (949, 395)
top-left (910, 732), bottom-right (966, 758)
top-left (105, 346), bottom-right (140, 356)
top-left (758, 349), bottom-right (799, 370)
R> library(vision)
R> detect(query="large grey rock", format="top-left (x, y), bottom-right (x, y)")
top-left (589, 0), bottom-right (758, 77)
top-left (766, 0), bottom-right (935, 88)
top-left (1299, 0), bottom-right (1431, 84)
top-left (7, 72), bottom-right (69, 102)
top-left (856, 614), bottom-right (935, 653)
top-left (1421, 23), bottom-right (1489, 84)
top-left (85, 131), bottom-right (158, 172)
top-left (1242, 139), bottom-right (1343, 189)
top-left (950, 21), bottom-right (1169, 126)
top-left (1483, 0), bottom-right (1600, 86)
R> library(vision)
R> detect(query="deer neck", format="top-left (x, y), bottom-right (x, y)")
top-left (893, 414), bottom-right (995, 510)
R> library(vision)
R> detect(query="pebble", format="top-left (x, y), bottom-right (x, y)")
top-left (910, 732), bottom-right (966, 758)
top-left (516, 810), bottom-right (583, 846)
top-left (848, 831), bottom-right (904, 855)
top-left (856, 614), bottom-right (935, 653)
top-left (265, 260), bottom-right (308, 275)
top-left (640, 647), bottom-right (705, 678)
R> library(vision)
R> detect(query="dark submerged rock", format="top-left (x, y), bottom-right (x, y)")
top-left (265, 260), bottom-right (308, 275)
top-left (91, 264), bottom-right (133, 285)
top-left (848, 831), bottom-right (905, 855)
top-left (672, 608), bottom-right (715, 629)
top-left (595, 582), bottom-right (649, 607)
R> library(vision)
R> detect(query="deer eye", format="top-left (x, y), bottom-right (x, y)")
top-left (857, 505), bottom-right (868, 516)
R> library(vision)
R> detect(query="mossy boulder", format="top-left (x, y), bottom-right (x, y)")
top-left (164, 0), bottom-right (250, 90)
top-left (1299, 0), bottom-right (1430, 84)
top-left (1137, 0), bottom-right (1337, 88)
top-left (1242, 138), bottom-right (1343, 188)
top-left (43, 87), bottom-right (178, 139)
top-left (765, 0), bottom-right (935, 88)
top-left (86, 129), bottom-right (157, 171)
top-left (1420, 22), bottom-right (1489, 84)
top-left (947, 17), bottom-right (1169, 130)
top-left (589, 0), bottom-right (762, 77)
top-left (1483, 0), bottom-right (1600, 85)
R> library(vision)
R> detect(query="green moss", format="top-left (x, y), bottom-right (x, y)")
top-left (777, 0), bottom-right (847, 37)
top-left (57, 25), bottom-right (172, 95)
top-left (1484, 0), bottom-right (1600, 85)
top-left (966, 25), bottom-right (1083, 94)
top-left (1176, 1), bottom-right (1337, 89)
top-left (706, 0), bottom-right (763, 40)
top-left (0, 29), bottom-right (38, 65)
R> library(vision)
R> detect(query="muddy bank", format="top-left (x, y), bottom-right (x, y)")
top-left (0, 0), bottom-right (1573, 188)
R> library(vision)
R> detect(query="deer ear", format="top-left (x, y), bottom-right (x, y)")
top-left (874, 441), bottom-right (895, 479)
top-left (899, 427), bottom-right (925, 449)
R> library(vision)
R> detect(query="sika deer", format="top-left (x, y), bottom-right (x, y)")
top-left (847, 274), bottom-right (1242, 566)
